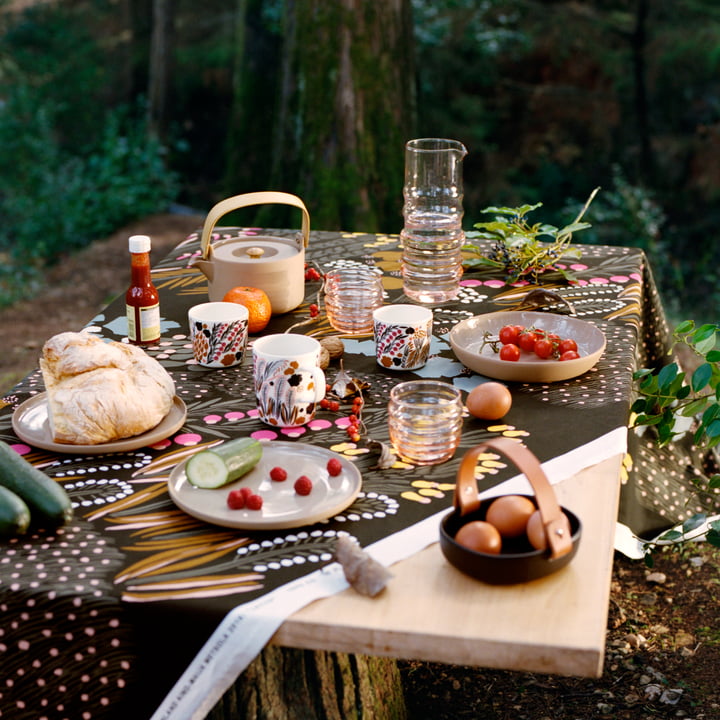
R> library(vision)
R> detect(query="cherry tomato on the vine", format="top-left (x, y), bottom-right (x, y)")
top-left (558, 338), bottom-right (578, 355)
top-left (560, 350), bottom-right (580, 361)
top-left (534, 338), bottom-right (555, 359)
top-left (499, 343), bottom-right (521, 362)
top-left (518, 330), bottom-right (539, 352)
top-left (499, 324), bottom-right (523, 346)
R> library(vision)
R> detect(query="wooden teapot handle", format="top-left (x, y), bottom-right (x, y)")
top-left (199, 191), bottom-right (310, 260)
top-left (455, 437), bottom-right (573, 559)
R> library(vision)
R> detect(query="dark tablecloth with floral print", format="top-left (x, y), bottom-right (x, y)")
top-left (1, 226), bottom-right (713, 719)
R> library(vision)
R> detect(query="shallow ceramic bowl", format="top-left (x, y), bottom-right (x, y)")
top-left (439, 496), bottom-right (582, 585)
top-left (439, 438), bottom-right (583, 585)
top-left (449, 310), bottom-right (606, 382)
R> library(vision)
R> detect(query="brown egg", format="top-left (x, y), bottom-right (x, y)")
top-left (485, 495), bottom-right (536, 539)
top-left (526, 509), bottom-right (547, 551)
top-left (465, 382), bottom-right (512, 420)
top-left (455, 520), bottom-right (502, 555)
top-left (526, 508), bottom-right (571, 551)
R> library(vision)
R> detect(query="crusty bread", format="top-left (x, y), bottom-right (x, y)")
top-left (39, 331), bottom-right (175, 445)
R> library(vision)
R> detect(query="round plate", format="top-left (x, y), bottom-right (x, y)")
top-left (12, 394), bottom-right (187, 454)
top-left (449, 310), bottom-right (606, 382)
top-left (167, 441), bottom-right (363, 530)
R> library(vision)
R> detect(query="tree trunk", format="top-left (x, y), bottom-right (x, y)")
top-left (631, 0), bottom-right (653, 181)
top-left (267, 0), bottom-right (416, 233)
top-left (206, 646), bottom-right (407, 720)
top-left (148, 0), bottom-right (175, 140)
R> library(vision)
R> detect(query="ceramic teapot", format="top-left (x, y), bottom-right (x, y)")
top-left (191, 191), bottom-right (310, 314)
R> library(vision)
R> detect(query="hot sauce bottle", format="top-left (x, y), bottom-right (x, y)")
top-left (126, 234), bottom-right (161, 345)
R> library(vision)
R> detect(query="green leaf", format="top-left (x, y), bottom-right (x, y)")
top-left (633, 413), bottom-right (662, 427)
top-left (708, 475), bottom-right (720, 490)
top-left (657, 362), bottom-right (680, 390)
top-left (705, 418), bottom-right (720, 438)
top-left (633, 368), bottom-right (654, 380)
top-left (691, 323), bottom-right (718, 344)
top-left (674, 320), bottom-right (695, 334)
top-left (709, 518), bottom-right (720, 531)
top-left (658, 529), bottom-right (683, 542)
top-left (701, 402), bottom-right (720, 423)
top-left (682, 513), bottom-right (706, 533)
top-left (631, 398), bottom-right (647, 414)
top-left (556, 221), bottom-right (592, 237)
top-left (657, 423), bottom-right (675, 445)
top-left (692, 363), bottom-right (713, 392)
top-left (706, 529), bottom-right (720, 548)
top-left (680, 398), bottom-right (709, 416)
top-left (706, 350), bottom-right (720, 363)
top-left (638, 373), bottom-right (659, 394)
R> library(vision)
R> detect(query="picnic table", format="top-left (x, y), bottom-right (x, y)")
top-left (0, 225), bottom-right (692, 720)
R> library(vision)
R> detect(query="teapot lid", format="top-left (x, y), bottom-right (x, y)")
top-left (212, 236), bottom-right (300, 264)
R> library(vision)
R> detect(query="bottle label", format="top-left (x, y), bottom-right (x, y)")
top-left (126, 303), bottom-right (161, 343)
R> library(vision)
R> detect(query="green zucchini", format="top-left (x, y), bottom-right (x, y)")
top-left (0, 484), bottom-right (31, 536)
top-left (0, 440), bottom-right (73, 528)
top-left (186, 437), bottom-right (263, 489)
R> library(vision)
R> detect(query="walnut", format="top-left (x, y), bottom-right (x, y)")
top-left (319, 346), bottom-right (330, 369)
top-left (319, 337), bottom-right (345, 361)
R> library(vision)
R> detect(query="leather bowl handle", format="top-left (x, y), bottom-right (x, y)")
top-left (455, 437), bottom-right (573, 559)
top-left (199, 191), bottom-right (311, 260)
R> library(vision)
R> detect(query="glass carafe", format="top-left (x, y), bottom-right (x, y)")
top-left (400, 138), bottom-right (468, 303)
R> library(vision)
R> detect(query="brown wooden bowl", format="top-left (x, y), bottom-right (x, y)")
top-left (439, 437), bottom-right (582, 585)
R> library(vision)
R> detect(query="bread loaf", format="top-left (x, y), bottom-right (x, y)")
top-left (40, 331), bottom-right (176, 445)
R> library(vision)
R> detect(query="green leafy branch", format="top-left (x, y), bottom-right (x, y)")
top-left (632, 320), bottom-right (720, 448)
top-left (641, 513), bottom-right (720, 567)
top-left (462, 187), bottom-right (599, 283)
top-left (632, 320), bottom-right (720, 563)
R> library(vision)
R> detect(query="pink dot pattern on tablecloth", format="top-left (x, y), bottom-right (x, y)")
top-left (251, 429), bottom-right (278, 440)
top-left (307, 419), bottom-right (332, 430)
top-left (0, 526), bottom-right (134, 717)
top-left (281, 426), bottom-right (307, 438)
top-left (174, 433), bottom-right (202, 446)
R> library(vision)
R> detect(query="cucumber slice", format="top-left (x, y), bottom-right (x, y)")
top-left (0, 440), bottom-right (73, 527)
top-left (186, 437), bottom-right (262, 489)
top-left (0, 484), bottom-right (31, 536)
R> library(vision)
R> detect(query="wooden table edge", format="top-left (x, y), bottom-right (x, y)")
top-left (271, 452), bottom-right (623, 679)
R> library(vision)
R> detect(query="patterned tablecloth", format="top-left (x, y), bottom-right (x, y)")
top-left (0, 227), bottom-right (711, 719)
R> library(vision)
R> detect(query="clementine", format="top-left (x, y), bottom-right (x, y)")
top-left (223, 286), bottom-right (272, 333)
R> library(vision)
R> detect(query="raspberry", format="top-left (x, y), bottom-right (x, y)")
top-left (227, 489), bottom-right (246, 510)
top-left (294, 476), bottom-right (313, 496)
top-left (270, 466), bottom-right (288, 482)
top-left (327, 457), bottom-right (342, 476)
top-left (246, 493), bottom-right (264, 510)
top-left (240, 486), bottom-right (253, 498)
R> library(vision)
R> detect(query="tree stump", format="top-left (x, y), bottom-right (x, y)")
top-left (206, 646), bottom-right (407, 720)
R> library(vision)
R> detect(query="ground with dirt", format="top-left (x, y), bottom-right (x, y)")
top-left (1, 214), bottom-right (718, 719)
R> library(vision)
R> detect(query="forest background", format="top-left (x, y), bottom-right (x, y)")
top-left (0, 0), bottom-right (717, 327)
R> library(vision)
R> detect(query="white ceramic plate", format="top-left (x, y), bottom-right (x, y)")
top-left (449, 310), bottom-right (606, 383)
top-left (12, 394), bottom-right (187, 454)
top-left (167, 440), bottom-right (362, 530)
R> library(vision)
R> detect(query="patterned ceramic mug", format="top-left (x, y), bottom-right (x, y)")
top-left (252, 334), bottom-right (326, 427)
top-left (188, 302), bottom-right (249, 368)
top-left (373, 304), bottom-right (433, 370)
